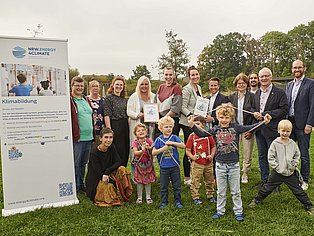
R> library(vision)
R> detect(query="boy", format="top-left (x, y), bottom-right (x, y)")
top-left (152, 116), bottom-right (185, 209)
top-left (249, 120), bottom-right (314, 215)
top-left (188, 103), bottom-right (271, 221)
top-left (186, 116), bottom-right (216, 205)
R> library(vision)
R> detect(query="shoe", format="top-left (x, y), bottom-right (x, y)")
top-left (306, 208), bottom-right (314, 215)
top-left (235, 214), bottom-right (244, 221)
top-left (184, 179), bottom-right (192, 186)
top-left (241, 174), bottom-right (248, 184)
top-left (193, 199), bottom-right (203, 205)
top-left (208, 197), bottom-right (217, 203)
top-left (175, 202), bottom-right (184, 209)
top-left (136, 198), bottom-right (143, 204)
top-left (159, 203), bottom-right (168, 209)
top-left (146, 198), bottom-right (153, 204)
top-left (302, 181), bottom-right (309, 191)
top-left (249, 199), bottom-right (259, 208)
top-left (212, 213), bottom-right (223, 219)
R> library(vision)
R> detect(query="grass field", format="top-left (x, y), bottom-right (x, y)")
top-left (1, 137), bottom-right (314, 236)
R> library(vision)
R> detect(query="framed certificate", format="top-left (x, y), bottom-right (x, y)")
top-left (194, 97), bottom-right (209, 117)
top-left (143, 103), bottom-right (159, 123)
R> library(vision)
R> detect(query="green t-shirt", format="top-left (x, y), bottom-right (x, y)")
top-left (74, 97), bottom-right (93, 141)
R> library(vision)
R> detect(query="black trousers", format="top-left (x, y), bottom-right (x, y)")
top-left (179, 124), bottom-right (193, 178)
top-left (111, 118), bottom-right (130, 167)
top-left (255, 170), bottom-right (313, 210)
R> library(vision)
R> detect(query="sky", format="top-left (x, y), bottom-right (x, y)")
top-left (1, 0), bottom-right (313, 79)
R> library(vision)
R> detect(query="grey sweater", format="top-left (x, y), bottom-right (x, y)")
top-left (268, 138), bottom-right (300, 176)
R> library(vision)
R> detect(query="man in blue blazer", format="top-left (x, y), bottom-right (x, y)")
top-left (286, 59), bottom-right (314, 191)
top-left (251, 68), bottom-right (288, 185)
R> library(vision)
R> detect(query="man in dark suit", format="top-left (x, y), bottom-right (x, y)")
top-left (286, 59), bottom-right (314, 191)
top-left (251, 67), bottom-right (288, 184)
top-left (205, 77), bottom-right (230, 126)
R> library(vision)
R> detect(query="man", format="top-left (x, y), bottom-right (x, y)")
top-left (249, 73), bottom-right (259, 94)
top-left (286, 59), bottom-right (314, 190)
top-left (70, 76), bottom-right (94, 194)
top-left (206, 77), bottom-right (230, 126)
top-left (252, 68), bottom-right (288, 185)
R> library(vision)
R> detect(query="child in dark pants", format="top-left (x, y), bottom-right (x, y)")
top-left (249, 120), bottom-right (314, 215)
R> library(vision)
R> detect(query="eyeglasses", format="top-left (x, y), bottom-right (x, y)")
top-left (237, 82), bottom-right (247, 85)
top-left (259, 74), bottom-right (271, 78)
top-left (249, 76), bottom-right (258, 79)
top-left (292, 66), bottom-right (304, 70)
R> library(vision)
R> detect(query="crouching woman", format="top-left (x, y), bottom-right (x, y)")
top-left (86, 128), bottom-right (133, 206)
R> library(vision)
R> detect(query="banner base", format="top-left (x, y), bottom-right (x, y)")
top-left (2, 198), bottom-right (79, 217)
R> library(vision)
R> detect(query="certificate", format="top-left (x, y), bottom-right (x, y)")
top-left (143, 103), bottom-right (159, 123)
top-left (194, 97), bottom-right (209, 117)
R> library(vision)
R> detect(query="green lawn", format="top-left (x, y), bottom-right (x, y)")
top-left (1, 136), bottom-right (314, 236)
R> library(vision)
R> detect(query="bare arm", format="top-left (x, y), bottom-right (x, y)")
top-left (104, 116), bottom-right (111, 129)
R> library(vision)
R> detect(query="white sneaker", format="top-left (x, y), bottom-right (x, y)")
top-left (241, 174), bottom-right (248, 184)
top-left (184, 179), bottom-right (192, 186)
top-left (301, 181), bottom-right (309, 191)
top-left (136, 198), bottom-right (143, 204)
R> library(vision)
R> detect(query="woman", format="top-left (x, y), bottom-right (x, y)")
top-left (88, 80), bottom-right (105, 144)
top-left (85, 128), bottom-right (133, 206)
top-left (179, 65), bottom-right (202, 185)
top-left (104, 76), bottom-right (130, 167)
top-left (155, 66), bottom-right (182, 136)
top-left (228, 73), bottom-right (255, 184)
top-left (127, 76), bottom-right (155, 147)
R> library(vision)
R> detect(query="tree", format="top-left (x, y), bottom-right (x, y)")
top-left (158, 30), bottom-right (190, 78)
top-left (69, 68), bottom-right (80, 80)
top-left (130, 65), bottom-right (151, 80)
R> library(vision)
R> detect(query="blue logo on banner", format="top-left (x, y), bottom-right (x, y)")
top-left (12, 46), bottom-right (26, 58)
top-left (8, 146), bottom-right (23, 160)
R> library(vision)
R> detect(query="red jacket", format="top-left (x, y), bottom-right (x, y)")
top-left (70, 95), bottom-right (95, 142)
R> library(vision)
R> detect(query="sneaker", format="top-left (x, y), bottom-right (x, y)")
top-left (208, 197), bottom-right (217, 203)
top-left (175, 202), bottom-right (184, 209)
top-left (184, 179), bottom-right (192, 186)
top-left (241, 174), bottom-right (248, 184)
top-left (306, 208), bottom-right (314, 215)
top-left (249, 199), bottom-right (259, 208)
top-left (212, 213), bottom-right (223, 219)
top-left (235, 214), bottom-right (244, 221)
top-left (302, 181), bottom-right (309, 191)
top-left (159, 203), bottom-right (168, 209)
top-left (146, 198), bottom-right (153, 204)
top-left (193, 199), bottom-right (203, 205)
top-left (136, 198), bottom-right (143, 204)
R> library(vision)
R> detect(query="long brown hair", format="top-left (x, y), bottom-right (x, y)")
top-left (106, 75), bottom-right (127, 98)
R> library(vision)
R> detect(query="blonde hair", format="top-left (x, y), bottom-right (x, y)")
top-left (158, 116), bottom-right (174, 130)
top-left (278, 119), bottom-right (292, 131)
top-left (89, 80), bottom-right (99, 87)
top-left (135, 76), bottom-right (153, 99)
top-left (216, 103), bottom-right (235, 120)
top-left (133, 123), bottom-right (147, 136)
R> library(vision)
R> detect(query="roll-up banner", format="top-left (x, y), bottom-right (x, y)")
top-left (0, 36), bottom-right (78, 216)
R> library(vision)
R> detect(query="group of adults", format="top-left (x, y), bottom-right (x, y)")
top-left (69, 58), bottom-right (313, 205)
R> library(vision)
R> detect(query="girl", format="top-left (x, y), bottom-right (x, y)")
top-left (132, 123), bottom-right (156, 204)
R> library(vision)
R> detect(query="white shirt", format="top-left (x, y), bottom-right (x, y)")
top-left (260, 84), bottom-right (273, 113)
top-left (289, 75), bottom-right (304, 117)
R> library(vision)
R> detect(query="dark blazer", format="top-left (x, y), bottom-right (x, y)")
top-left (228, 91), bottom-right (255, 125)
top-left (208, 92), bottom-right (230, 126)
top-left (286, 77), bottom-right (314, 130)
top-left (251, 85), bottom-right (288, 139)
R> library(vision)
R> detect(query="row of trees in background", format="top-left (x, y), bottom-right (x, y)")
top-left (70, 20), bottom-right (314, 94)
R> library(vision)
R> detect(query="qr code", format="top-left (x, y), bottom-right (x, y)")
top-left (59, 182), bottom-right (73, 197)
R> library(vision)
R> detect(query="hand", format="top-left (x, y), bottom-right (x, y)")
top-left (253, 112), bottom-right (263, 121)
top-left (165, 141), bottom-right (173, 146)
top-left (189, 155), bottom-right (197, 161)
top-left (205, 115), bottom-right (214, 123)
top-left (187, 115), bottom-right (196, 127)
top-left (206, 154), bottom-right (212, 160)
top-left (263, 113), bottom-right (272, 124)
top-left (137, 112), bottom-right (144, 119)
top-left (304, 125), bottom-right (312, 134)
top-left (102, 175), bottom-right (109, 183)
top-left (244, 132), bottom-right (252, 139)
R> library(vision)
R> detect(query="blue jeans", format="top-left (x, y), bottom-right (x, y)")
top-left (73, 141), bottom-right (93, 191)
top-left (291, 129), bottom-right (311, 182)
top-left (160, 166), bottom-right (181, 205)
top-left (216, 162), bottom-right (243, 215)
top-left (255, 130), bottom-right (275, 182)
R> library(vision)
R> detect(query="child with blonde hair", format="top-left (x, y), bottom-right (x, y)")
top-left (188, 103), bottom-right (271, 221)
top-left (152, 116), bottom-right (185, 209)
top-left (132, 123), bottom-right (156, 204)
top-left (249, 120), bottom-right (314, 215)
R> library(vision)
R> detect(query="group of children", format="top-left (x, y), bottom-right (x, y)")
top-left (130, 103), bottom-right (314, 221)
